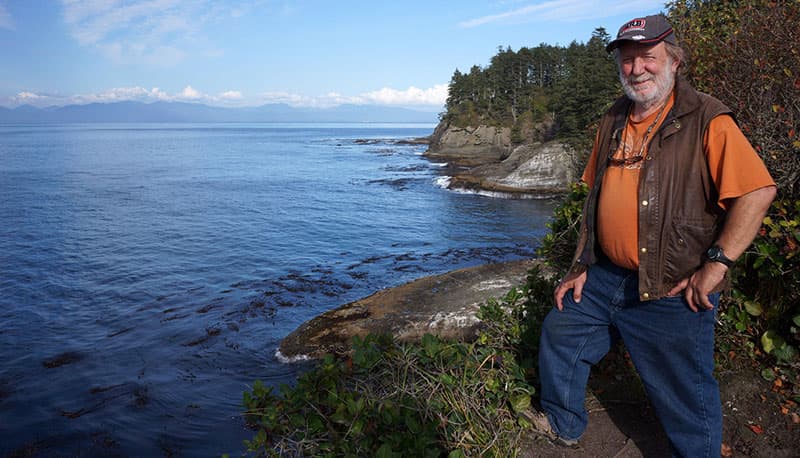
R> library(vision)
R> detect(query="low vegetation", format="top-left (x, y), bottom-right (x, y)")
top-left (242, 270), bottom-right (555, 457)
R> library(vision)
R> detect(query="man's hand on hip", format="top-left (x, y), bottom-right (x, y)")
top-left (667, 262), bottom-right (727, 312)
top-left (554, 270), bottom-right (587, 311)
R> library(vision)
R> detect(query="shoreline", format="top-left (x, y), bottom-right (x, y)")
top-left (278, 258), bottom-right (544, 360)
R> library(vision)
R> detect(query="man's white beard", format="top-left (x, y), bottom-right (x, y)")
top-left (620, 65), bottom-right (676, 109)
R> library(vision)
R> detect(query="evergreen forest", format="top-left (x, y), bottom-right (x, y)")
top-left (441, 28), bottom-right (620, 150)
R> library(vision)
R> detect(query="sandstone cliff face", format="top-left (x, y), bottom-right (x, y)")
top-left (448, 142), bottom-right (577, 194)
top-left (425, 123), bottom-right (513, 167)
top-left (425, 121), bottom-right (578, 195)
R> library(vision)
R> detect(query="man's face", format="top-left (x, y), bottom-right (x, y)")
top-left (618, 42), bottom-right (679, 108)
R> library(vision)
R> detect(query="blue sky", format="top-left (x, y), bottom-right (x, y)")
top-left (0, 0), bottom-right (667, 110)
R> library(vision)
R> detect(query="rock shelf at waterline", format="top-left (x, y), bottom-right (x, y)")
top-left (278, 259), bottom-right (542, 359)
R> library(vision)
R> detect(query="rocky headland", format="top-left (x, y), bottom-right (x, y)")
top-left (423, 120), bottom-right (578, 196)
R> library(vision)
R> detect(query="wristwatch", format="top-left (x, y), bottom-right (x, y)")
top-left (706, 245), bottom-right (734, 267)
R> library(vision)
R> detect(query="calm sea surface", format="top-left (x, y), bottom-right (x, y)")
top-left (0, 123), bottom-right (556, 456)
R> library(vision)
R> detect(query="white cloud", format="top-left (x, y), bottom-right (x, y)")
top-left (219, 90), bottom-right (243, 100)
top-left (459, 0), bottom-right (666, 28)
top-left (0, 4), bottom-right (14, 30)
top-left (257, 91), bottom-right (328, 108)
top-left (9, 86), bottom-right (176, 107)
top-left (360, 85), bottom-right (448, 107)
top-left (62, 0), bottom-right (185, 45)
top-left (58, 0), bottom-right (253, 65)
top-left (72, 86), bottom-right (169, 104)
top-left (180, 85), bottom-right (201, 99)
top-left (256, 85), bottom-right (447, 109)
top-left (6, 84), bottom-right (447, 109)
top-left (460, 0), bottom-right (564, 28)
top-left (16, 92), bottom-right (48, 102)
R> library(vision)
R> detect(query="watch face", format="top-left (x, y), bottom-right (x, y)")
top-left (706, 245), bottom-right (732, 266)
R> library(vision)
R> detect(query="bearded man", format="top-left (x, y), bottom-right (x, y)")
top-left (528, 14), bottom-right (776, 457)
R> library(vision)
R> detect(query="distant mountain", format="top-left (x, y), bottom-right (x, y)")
top-left (0, 101), bottom-right (440, 123)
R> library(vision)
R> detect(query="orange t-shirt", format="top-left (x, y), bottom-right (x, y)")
top-left (582, 101), bottom-right (775, 270)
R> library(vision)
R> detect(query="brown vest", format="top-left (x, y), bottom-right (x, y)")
top-left (573, 77), bottom-right (732, 300)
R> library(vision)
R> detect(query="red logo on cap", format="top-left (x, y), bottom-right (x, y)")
top-left (619, 18), bottom-right (646, 35)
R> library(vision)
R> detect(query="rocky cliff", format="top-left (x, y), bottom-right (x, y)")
top-left (424, 123), bottom-right (513, 167)
top-left (424, 121), bottom-right (578, 195)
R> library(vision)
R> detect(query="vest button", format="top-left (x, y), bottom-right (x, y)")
top-left (641, 247), bottom-right (647, 253)
top-left (642, 292), bottom-right (650, 299)
top-left (641, 200), bottom-right (649, 206)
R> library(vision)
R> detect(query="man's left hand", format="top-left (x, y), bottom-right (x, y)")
top-left (667, 262), bottom-right (728, 312)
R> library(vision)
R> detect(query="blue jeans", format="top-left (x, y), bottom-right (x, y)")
top-left (538, 260), bottom-right (721, 458)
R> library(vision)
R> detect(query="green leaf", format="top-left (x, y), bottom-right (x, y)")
top-left (772, 344), bottom-right (798, 363)
top-left (509, 393), bottom-right (531, 413)
top-left (761, 330), bottom-right (786, 354)
top-left (439, 373), bottom-right (456, 386)
top-left (290, 413), bottom-right (306, 428)
top-left (744, 300), bottom-right (763, 316)
top-left (405, 414), bottom-right (421, 434)
top-left (760, 368), bottom-right (776, 381)
top-left (448, 449), bottom-right (466, 458)
top-left (422, 333), bottom-right (439, 358)
top-left (793, 315), bottom-right (800, 327)
top-left (309, 415), bottom-right (325, 433)
top-left (375, 443), bottom-right (396, 458)
top-left (351, 418), bottom-right (364, 435)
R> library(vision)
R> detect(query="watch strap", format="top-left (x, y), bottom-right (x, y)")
top-left (707, 245), bottom-right (734, 267)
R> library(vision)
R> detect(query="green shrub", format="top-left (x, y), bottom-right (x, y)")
top-left (242, 267), bottom-right (557, 457)
top-left (668, 0), bottom-right (800, 371)
top-left (536, 182), bottom-right (588, 275)
top-left (732, 199), bottom-right (800, 366)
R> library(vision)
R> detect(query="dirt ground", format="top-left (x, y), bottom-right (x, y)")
top-left (521, 348), bottom-right (798, 457)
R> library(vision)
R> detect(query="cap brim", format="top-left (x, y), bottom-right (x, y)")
top-left (606, 31), bottom-right (676, 53)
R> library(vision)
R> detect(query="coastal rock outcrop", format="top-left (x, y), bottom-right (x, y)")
top-left (424, 121), bottom-right (578, 195)
top-left (447, 141), bottom-right (577, 195)
top-left (424, 123), bottom-right (513, 167)
top-left (278, 259), bottom-right (541, 360)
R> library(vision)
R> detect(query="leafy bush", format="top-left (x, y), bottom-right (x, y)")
top-left (736, 199), bottom-right (800, 364)
top-left (668, 0), bottom-right (800, 370)
top-left (536, 182), bottom-right (588, 274)
top-left (668, 0), bottom-right (800, 197)
top-left (242, 268), bottom-right (556, 457)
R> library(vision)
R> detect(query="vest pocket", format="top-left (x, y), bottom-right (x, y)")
top-left (663, 221), bottom-right (715, 282)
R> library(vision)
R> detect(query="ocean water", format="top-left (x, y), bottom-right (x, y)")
top-left (0, 123), bottom-right (557, 456)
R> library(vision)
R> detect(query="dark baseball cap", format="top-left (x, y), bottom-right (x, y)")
top-left (606, 14), bottom-right (677, 52)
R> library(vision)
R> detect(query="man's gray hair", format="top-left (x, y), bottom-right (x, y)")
top-left (664, 42), bottom-right (688, 74)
